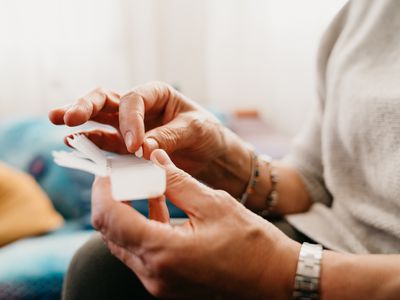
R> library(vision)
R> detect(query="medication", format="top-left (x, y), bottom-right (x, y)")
top-left (52, 134), bottom-right (166, 201)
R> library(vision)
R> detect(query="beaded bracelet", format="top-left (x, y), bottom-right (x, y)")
top-left (259, 155), bottom-right (279, 217)
top-left (239, 153), bottom-right (279, 215)
top-left (239, 152), bottom-right (260, 205)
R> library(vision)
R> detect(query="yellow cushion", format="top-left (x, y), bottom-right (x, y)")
top-left (0, 163), bottom-right (63, 246)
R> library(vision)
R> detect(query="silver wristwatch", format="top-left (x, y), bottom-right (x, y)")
top-left (293, 242), bottom-right (323, 300)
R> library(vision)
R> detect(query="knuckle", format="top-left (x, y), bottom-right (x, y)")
top-left (155, 127), bottom-right (181, 151)
top-left (147, 81), bottom-right (175, 101)
top-left (91, 211), bottom-right (104, 231)
top-left (152, 255), bottom-right (174, 278)
top-left (114, 248), bottom-right (130, 265)
top-left (76, 97), bottom-right (89, 107)
top-left (189, 116), bottom-right (204, 130)
top-left (147, 80), bottom-right (168, 88)
top-left (148, 80), bottom-right (172, 91)
top-left (189, 116), bottom-right (206, 134)
top-left (119, 96), bottom-right (144, 118)
top-left (186, 114), bottom-right (213, 140)
top-left (92, 86), bottom-right (104, 93)
top-left (147, 281), bottom-right (167, 298)
top-left (132, 110), bottom-right (144, 121)
top-left (91, 208), bottom-right (109, 232)
top-left (86, 87), bottom-right (106, 101)
top-left (167, 168), bottom-right (190, 188)
top-left (120, 90), bottom-right (142, 107)
top-left (158, 126), bottom-right (174, 139)
top-left (127, 81), bottom-right (173, 99)
top-left (91, 87), bottom-right (106, 97)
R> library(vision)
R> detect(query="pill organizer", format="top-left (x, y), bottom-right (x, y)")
top-left (52, 134), bottom-right (166, 201)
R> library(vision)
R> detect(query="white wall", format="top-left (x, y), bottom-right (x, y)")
top-left (0, 0), bottom-right (159, 115)
top-left (205, 0), bottom-right (347, 135)
top-left (0, 0), bottom-right (347, 136)
top-left (155, 0), bottom-right (208, 102)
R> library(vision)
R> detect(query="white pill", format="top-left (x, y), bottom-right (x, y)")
top-left (135, 146), bottom-right (143, 158)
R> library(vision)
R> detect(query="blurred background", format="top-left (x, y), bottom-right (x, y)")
top-left (0, 1), bottom-right (347, 299)
top-left (0, 0), bottom-right (346, 136)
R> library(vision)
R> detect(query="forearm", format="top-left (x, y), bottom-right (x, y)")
top-left (321, 251), bottom-right (400, 300)
top-left (198, 127), bottom-right (311, 214)
top-left (247, 160), bottom-right (311, 215)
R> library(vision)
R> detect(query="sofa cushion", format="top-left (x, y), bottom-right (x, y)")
top-left (0, 230), bottom-right (94, 299)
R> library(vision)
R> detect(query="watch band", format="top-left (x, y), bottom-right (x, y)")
top-left (293, 242), bottom-right (323, 300)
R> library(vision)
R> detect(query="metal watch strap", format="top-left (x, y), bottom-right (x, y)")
top-left (293, 242), bottom-right (323, 300)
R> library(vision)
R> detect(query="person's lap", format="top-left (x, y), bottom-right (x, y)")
top-left (62, 218), bottom-right (314, 300)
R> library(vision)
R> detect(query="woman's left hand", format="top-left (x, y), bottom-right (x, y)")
top-left (91, 149), bottom-right (300, 299)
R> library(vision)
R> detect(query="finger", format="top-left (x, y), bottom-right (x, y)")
top-left (106, 90), bottom-right (121, 102)
top-left (91, 177), bottom-right (172, 249)
top-left (150, 149), bottom-right (213, 218)
top-left (49, 88), bottom-right (119, 127)
top-left (64, 88), bottom-right (119, 126)
top-left (64, 130), bottom-right (129, 154)
top-left (142, 115), bottom-right (193, 159)
top-left (119, 82), bottom-right (174, 153)
top-left (148, 195), bottom-right (170, 223)
top-left (48, 104), bottom-right (73, 125)
top-left (91, 111), bottom-right (119, 128)
top-left (102, 236), bottom-right (151, 277)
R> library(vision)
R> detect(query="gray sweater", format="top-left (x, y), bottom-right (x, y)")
top-left (285, 0), bottom-right (400, 254)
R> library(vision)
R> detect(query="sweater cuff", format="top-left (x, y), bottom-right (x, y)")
top-left (283, 153), bottom-right (332, 207)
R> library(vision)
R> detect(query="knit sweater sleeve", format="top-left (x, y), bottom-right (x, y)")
top-left (283, 3), bottom-right (349, 206)
top-left (284, 103), bottom-right (332, 206)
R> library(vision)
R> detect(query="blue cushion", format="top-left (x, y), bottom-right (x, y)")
top-left (0, 230), bottom-right (94, 300)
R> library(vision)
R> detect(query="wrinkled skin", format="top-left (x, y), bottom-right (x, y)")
top-left (48, 82), bottom-right (226, 177)
top-left (91, 150), bottom-right (299, 299)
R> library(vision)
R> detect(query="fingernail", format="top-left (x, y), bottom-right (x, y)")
top-left (125, 131), bottom-right (134, 151)
top-left (144, 138), bottom-right (159, 153)
top-left (135, 146), bottom-right (143, 158)
top-left (152, 150), bottom-right (173, 167)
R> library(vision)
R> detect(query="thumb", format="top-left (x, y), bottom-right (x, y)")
top-left (150, 149), bottom-right (211, 217)
top-left (91, 177), bottom-right (171, 248)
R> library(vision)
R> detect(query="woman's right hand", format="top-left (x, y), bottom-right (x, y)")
top-left (49, 81), bottom-right (310, 213)
top-left (49, 82), bottom-right (228, 178)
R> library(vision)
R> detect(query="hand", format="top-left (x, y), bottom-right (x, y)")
top-left (91, 149), bottom-right (300, 299)
top-left (48, 83), bottom-right (227, 177)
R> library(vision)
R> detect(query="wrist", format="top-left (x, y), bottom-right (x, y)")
top-left (293, 242), bottom-right (323, 299)
top-left (259, 236), bottom-right (301, 299)
top-left (244, 157), bottom-right (274, 212)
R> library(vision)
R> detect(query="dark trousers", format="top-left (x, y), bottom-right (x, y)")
top-left (63, 218), bottom-right (314, 300)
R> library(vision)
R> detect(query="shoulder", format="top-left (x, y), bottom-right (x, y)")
top-left (316, 2), bottom-right (350, 102)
